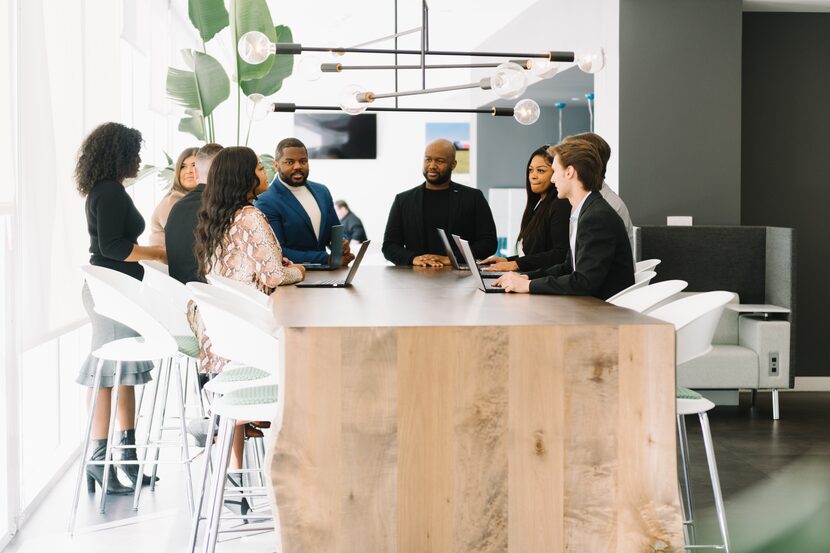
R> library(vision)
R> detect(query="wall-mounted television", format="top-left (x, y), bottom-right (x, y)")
top-left (294, 113), bottom-right (377, 159)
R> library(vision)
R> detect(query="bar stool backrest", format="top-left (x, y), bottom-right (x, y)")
top-left (649, 291), bottom-right (734, 365)
top-left (81, 265), bottom-right (177, 352)
top-left (609, 280), bottom-right (688, 313)
top-left (606, 271), bottom-right (655, 302)
top-left (186, 282), bottom-right (275, 331)
top-left (635, 258), bottom-right (661, 274)
top-left (206, 273), bottom-right (270, 311)
top-left (139, 260), bottom-right (192, 336)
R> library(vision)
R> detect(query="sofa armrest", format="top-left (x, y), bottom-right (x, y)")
top-left (738, 316), bottom-right (790, 389)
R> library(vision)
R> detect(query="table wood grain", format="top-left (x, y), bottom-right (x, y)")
top-left (266, 266), bottom-right (684, 552)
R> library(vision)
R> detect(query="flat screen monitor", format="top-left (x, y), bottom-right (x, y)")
top-left (294, 113), bottom-right (377, 159)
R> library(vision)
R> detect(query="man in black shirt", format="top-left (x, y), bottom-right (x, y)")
top-left (382, 139), bottom-right (497, 267)
top-left (334, 199), bottom-right (368, 243)
top-left (165, 143), bottom-right (223, 283)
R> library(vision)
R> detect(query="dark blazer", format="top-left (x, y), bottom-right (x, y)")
top-left (382, 182), bottom-right (498, 266)
top-left (341, 211), bottom-right (367, 242)
top-left (510, 197), bottom-right (571, 272)
top-left (164, 183), bottom-right (204, 284)
top-left (527, 192), bottom-right (633, 299)
top-left (254, 178), bottom-right (340, 264)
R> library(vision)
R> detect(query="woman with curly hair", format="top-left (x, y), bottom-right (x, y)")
top-left (479, 145), bottom-right (571, 272)
top-left (148, 146), bottom-right (199, 246)
top-left (75, 122), bottom-right (166, 494)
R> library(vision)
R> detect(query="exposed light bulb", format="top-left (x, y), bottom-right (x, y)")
top-left (529, 59), bottom-right (559, 80)
top-left (238, 31), bottom-right (274, 65)
top-left (490, 62), bottom-right (527, 100)
top-left (245, 93), bottom-right (271, 121)
top-left (299, 56), bottom-right (323, 81)
top-left (513, 99), bottom-right (540, 125)
top-left (576, 48), bottom-right (606, 74)
top-left (338, 84), bottom-right (369, 115)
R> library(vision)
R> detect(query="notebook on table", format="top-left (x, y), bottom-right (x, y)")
top-left (295, 240), bottom-right (370, 288)
top-left (301, 225), bottom-right (344, 271)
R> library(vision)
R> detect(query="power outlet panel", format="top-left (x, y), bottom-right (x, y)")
top-left (769, 351), bottom-right (779, 376)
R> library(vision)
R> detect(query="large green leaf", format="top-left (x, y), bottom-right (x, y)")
top-left (241, 25), bottom-right (294, 97)
top-left (166, 50), bottom-right (230, 117)
top-left (179, 108), bottom-right (207, 141)
top-left (260, 153), bottom-right (275, 183)
top-left (188, 0), bottom-right (229, 42)
top-left (233, 0), bottom-right (276, 81)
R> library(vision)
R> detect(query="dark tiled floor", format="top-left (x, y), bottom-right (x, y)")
top-left (682, 391), bottom-right (830, 552)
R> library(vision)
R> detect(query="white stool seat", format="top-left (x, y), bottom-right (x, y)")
top-left (93, 337), bottom-right (178, 363)
top-left (676, 396), bottom-right (715, 417)
top-left (209, 384), bottom-right (279, 423)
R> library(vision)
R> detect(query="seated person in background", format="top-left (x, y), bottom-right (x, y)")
top-left (496, 140), bottom-right (633, 299)
top-left (149, 147), bottom-right (199, 247)
top-left (382, 139), bottom-right (497, 267)
top-left (254, 138), bottom-right (353, 266)
top-left (164, 143), bottom-right (223, 284)
top-left (334, 199), bottom-right (368, 243)
top-left (564, 132), bottom-right (634, 252)
top-left (480, 145), bottom-right (571, 273)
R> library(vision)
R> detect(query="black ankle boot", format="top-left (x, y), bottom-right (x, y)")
top-left (86, 438), bottom-right (134, 495)
top-left (224, 475), bottom-right (251, 523)
top-left (118, 429), bottom-right (158, 487)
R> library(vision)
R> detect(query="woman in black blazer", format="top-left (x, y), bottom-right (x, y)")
top-left (480, 145), bottom-right (571, 273)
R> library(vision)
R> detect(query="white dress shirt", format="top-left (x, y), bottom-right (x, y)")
top-left (569, 191), bottom-right (592, 269)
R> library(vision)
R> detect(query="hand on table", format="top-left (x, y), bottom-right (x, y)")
top-left (412, 254), bottom-right (450, 268)
top-left (494, 272), bottom-right (530, 293)
top-left (482, 260), bottom-right (519, 272)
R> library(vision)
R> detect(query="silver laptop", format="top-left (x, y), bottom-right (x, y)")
top-left (295, 240), bottom-right (370, 288)
top-left (454, 236), bottom-right (506, 294)
top-left (445, 232), bottom-right (511, 278)
top-left (302, 225), bottom-right (344, 271)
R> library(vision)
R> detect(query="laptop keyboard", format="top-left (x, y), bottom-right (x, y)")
top-left (312, 279), bottom-right (342, 285)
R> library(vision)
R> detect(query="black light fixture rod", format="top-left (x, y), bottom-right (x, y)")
top-left (347, 26), bottom-right (421, 49)
top-left (271, 103), bottom-right (513, 116)
top-left (323, 61), bottom-right (529, 71)
top-left (282, 44), bottom-right (573, 61)
top-left (421, 0), bottom-right (428, 88)
top-left (362, 80), bottom-right (485, 102)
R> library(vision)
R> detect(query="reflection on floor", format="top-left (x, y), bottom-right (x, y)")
top-left (4, 392), bottom-right (830, 552)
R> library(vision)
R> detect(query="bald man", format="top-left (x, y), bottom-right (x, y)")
top-left (383, 139), bottom-right (498, 266)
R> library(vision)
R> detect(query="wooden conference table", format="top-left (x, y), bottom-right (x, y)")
top-left (266, 265), bottom-right (684, 552)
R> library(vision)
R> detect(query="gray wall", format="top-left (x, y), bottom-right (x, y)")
top-left (476, 106), bottom-right (590, 200)
top-left (742, 13), bottom-right (830, 377)
top-left (619, 0), bottom-right (742, 226)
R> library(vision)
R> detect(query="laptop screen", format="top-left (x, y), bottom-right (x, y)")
top-left (454, 235), bottom-right (488, 291)
top-left (343, 240), bottom-right (370, 284)
top-left (436, 228), bottom-right (464, 270)
top-left (328, 225), bottom-right (345, 267)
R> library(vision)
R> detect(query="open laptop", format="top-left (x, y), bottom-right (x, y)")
top-left (446, 232), bottom-right (511, 278)
top-left (302, 225), bottom-right (344, 271)
top-left (454, 236), bottom-right (505, 294)
top-left (295, 240), bottom-right (370, 288)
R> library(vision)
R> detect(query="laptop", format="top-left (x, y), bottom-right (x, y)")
top-left (446, 232), bottom-right (511, 278)
top-left (454, 236), bottom-right (505, 294)
top-left (302, 225), bottom-right (344, 271)
top-left (295, 240), bottom-right (370, 288)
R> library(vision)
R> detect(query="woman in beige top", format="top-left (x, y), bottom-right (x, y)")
top-left (148, 147), bottom-right (199, 246)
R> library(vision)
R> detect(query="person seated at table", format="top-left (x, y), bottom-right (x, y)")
top-left (564, 132), bottom-right (634, 253)
top-left (189, 146), bottom-right (305, 493)
top-left (382, 138), bottom-right (497, 267)
top-left (254, 137), bottom-right (353, 266)
top-left (495, 140), bottom-right (633, 299)
top-left (165, 143), bottom-right (223, 284)
top-left (334, 199), bottom-right (368, 244)
top-left (479, 145), bottom-right (570, 273)
top-left (148, 147), bottom-right (199, 247)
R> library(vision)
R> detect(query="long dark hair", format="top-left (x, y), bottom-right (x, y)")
top-left (74, 122), bottom-right (142, 196)
top-left (517, 146), bottom-right (555, 244)
top-left (194, 147), bottom-right (260, 276)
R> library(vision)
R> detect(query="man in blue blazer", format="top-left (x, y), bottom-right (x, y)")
top-left (255, 138), bottom-right (353, 265)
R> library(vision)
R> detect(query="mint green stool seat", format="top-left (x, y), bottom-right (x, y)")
top-left (175, 335), bottom-right (200, 358)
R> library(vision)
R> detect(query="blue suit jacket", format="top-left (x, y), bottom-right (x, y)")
top-left (254, 178), bottom-right (340, 264)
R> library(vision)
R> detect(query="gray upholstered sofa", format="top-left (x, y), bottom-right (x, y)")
top-left (637, 226), bottom-right (795, 419)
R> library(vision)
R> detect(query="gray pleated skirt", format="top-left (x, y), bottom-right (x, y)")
top-left (76, 282), bottom-right (154, 388)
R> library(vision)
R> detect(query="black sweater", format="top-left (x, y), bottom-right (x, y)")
top-left (86, 180), bottom-right (145, 280)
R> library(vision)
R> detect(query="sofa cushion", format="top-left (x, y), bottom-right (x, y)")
top-left (677, 344), bottom-right (759, 389)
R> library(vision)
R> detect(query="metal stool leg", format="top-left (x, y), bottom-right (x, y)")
top-left (135, 381), bottom-right (146, 428)
top-left (98, 360), bottom-right (124, 514)
top-left (188, 412), bottom-right (219, 553)
top-left (133, 358), bottom-right (163, 510)
top-left (771, 389), bottom-right (779, 421)
top-left (172, 358), bottom-right (195, 514)
top-left (676, 414), bottom-right (696, 545)
top-left (150, 357), bottom-right (173, 490)
top-left (203, 416), bottom-right (235, 553)
top-left (698, 412), bottom-right (730, 552)
top-left (69, 357), bottom-right (104, 535)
